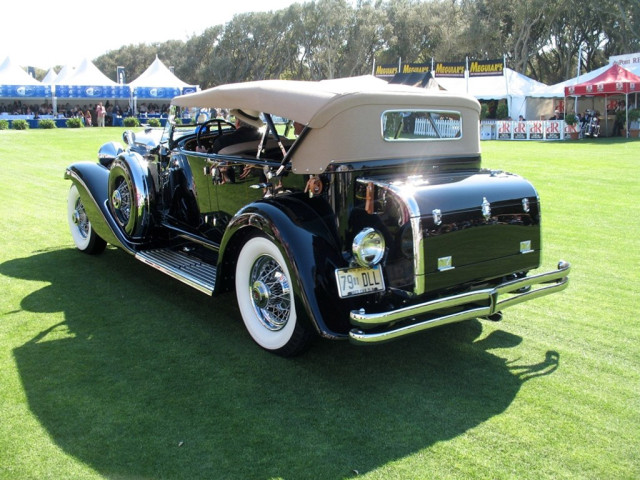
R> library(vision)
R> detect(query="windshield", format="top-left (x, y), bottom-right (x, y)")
top-left (165, 106), bottom-right (200, 147)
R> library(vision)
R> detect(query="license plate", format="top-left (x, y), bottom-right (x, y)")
top-left (335, 265), bottom-right (385, 298)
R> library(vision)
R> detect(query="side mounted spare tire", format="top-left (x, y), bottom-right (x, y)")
top-left (108, 153), bottom-right (153, 240)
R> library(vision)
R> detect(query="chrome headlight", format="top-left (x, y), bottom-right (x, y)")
top-left (352, 227), bottom-right (385, 267)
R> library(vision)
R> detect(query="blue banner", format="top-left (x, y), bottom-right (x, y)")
top-left (134, 86), bottom-right (181, 99)
top-left (0, 84), bottom-right (52, 98)
top-left (54, 85), bottom-right (130, 98)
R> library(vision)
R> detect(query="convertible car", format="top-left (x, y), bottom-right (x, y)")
top-left (65, 78), bottom-right (570, 356)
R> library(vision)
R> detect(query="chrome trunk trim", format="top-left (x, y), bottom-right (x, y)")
top-left (356, 177), bottom-right (426, 294)
top-left (349, 261), bottom-right (570, 344)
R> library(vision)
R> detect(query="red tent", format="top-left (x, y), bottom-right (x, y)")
top-left (565, 64), bottom-right (640, 96)
top-left (565, 64), bottom-right (640, 137)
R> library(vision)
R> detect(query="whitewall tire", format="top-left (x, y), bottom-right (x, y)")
top-left (67, 184), bottom-right (106, 254)
top-left (235, 235), bottom-right (311, 356)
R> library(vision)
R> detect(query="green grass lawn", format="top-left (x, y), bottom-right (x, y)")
top-left (1, 128), bottom-right (639, 479)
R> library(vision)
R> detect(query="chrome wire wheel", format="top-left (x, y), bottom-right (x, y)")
top-left (250, 255), bottom-right (292, 331)
top-left (235, 235), bottom-right (312, 356)
top-left (72, 197), bottom-right (90, 240)
top-left (111, 175), bottom-right (132, 227)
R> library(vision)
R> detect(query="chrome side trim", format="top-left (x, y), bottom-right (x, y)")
top-left (136, 249), bottom-right (217, 295)
top-left (349, 261), bottom-right (570, 344)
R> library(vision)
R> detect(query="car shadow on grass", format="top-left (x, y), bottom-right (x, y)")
top-left (2, 248), bottom-right (559, 479)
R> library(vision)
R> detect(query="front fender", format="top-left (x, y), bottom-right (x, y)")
top-left (219, 196), bottom-right (350, 339)
top-left (64, 162), bottom-right (135, 253)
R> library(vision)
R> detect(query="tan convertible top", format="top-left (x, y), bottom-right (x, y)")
top-left (172, 78), bottom-right (481, 173)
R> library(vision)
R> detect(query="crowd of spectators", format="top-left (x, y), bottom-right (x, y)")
top-left (0, 101), bottom-right (53, 116)
top-left (137, 102), bottom-right (171, 116)
top-left (0, 100), bottom-right (170, 126)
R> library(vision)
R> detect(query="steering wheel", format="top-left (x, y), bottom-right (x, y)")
top-left (196, 118), bottom-right (236, 148)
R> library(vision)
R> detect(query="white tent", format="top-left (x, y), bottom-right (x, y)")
top-left (53, 65), bottom-right (75, 84)
top-left (533, 64), bottom-right (613, 99)
top-left (129, 56), bottom-right (190, 89)
top-left (434, 67), bottom-right (547, 119)
top-left (129, 56), bottom-right (196, 101)
top-left (0, 56), bottom-right (51, 104)
top-left (57, 58), bottom-right (119, 86)
top-left (41, 68), bottom-right (58, 85)
top-left (0, 56), bottom-right (41, 85)
top-left (53, 58), bottom-right (130, 102)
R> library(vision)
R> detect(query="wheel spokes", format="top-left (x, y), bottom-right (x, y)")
top-left (113, 178), bottom-right (131, 222)
top-left (250, 256), bottom-right (291, 331)
top-left (74, 199), bottom-right (90, 239)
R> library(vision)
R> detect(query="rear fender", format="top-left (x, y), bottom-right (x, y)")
top-left (219, 197), bottom-right (349, 339)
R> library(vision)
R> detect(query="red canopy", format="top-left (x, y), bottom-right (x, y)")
top-left (565, 64), bottom-right (640, 96)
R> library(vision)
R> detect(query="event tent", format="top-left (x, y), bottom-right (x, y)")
top-left (52, 65), bottom-right (75, 85)
top-left (127, 56), bottom-right (197, 115)
top-left (53, 58), bottom-right (130, 100)
top-left (129, 56), bottom-right (196, 99)
top-left (41, 68), bottom-right (57, 85)
top-left (0, 56), bottom-right (51, 100)
top-left (434, 67), bottom-right (547, 119)
top-left (531, 52), bottom-right (640, 100)
top-left (564, 64), bottom-right (640, 137)
top-left (564, 63), bottom-right (640, 96)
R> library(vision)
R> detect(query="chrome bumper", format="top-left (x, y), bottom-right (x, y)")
top-left (349, 261), bottom-right (570, 344)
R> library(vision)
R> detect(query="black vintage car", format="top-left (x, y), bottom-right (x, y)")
top-left (65, 78), bottom-right (570, 356)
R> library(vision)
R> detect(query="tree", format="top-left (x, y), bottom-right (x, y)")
top-left (90, 0), bottom-right (638, 88)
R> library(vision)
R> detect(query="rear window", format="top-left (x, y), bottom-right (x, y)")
top-left (382, 110), bottom-right (462, 141)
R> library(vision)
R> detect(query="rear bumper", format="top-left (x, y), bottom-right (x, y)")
top-left (348, 260), bottom-right (570, 344)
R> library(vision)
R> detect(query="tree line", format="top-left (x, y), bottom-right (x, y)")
top-left (90, 0), bottom-right (638, 89)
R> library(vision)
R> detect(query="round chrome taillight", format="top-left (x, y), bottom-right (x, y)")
top-left (352, 227), bottom-right (385, 267)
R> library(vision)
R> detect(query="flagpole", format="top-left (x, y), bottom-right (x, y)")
top-left (574, 44), bottom-right (582, 114)
top-left (465, 56), bottom-right (469, 94)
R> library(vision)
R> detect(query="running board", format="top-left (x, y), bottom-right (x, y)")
top-left (135, 249), bottom-right (217, 295)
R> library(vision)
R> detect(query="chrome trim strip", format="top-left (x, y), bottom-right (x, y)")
top-left (135, 249), bottom-right (217, 295)
top-left (356, 177), bottom-right (426, 295)
top-left (349, 261), bottom-right (570, 344)
top-left (349, 305), bottom-right (491, 344)
top-left (411, 216), bottom-right (425, 293)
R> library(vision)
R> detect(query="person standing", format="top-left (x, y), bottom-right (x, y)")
top-left (96, 102), bottom-right (106, 127)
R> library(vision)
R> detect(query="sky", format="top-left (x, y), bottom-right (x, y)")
top-left (1, 0), bottom-right (310, 70)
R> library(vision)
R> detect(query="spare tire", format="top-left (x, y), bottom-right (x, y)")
top-left (108, 153), bottom-right (153, 240)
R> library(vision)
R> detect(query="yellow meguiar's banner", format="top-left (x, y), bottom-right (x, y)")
top-left (375, 58), bottom-right (505, 79)
top-left (468, 59), bottom-right (504, 77)
top-left (433, 61), bottom-right (466, 78)
top-left (402, 63), bottom-right (430, 74)
top-left (374, 64), bottom-right (400, 77)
